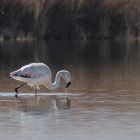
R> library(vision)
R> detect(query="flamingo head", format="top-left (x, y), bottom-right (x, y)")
top-left (60, 70), bottom-right (71, 88)
top-left (66, 81), bottom-right (71, 88)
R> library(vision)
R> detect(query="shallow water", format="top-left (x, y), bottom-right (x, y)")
top-left (0, 40), bottom-right (140, 139)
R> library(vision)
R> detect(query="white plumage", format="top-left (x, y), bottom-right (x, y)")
top-left (10, 63), bottom-right (71, 97)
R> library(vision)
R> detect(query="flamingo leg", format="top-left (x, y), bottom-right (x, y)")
top-left (15, 83), bottom-right (26, 98)
top-left (34, 89), bottom-right (37, 97)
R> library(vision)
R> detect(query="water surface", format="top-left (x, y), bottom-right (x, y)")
top-left (0, 40), bottom-right (140, 140)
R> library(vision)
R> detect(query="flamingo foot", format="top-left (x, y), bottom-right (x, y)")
top-left (15, 94), bottom-right (18, 98)
top-left (15, 88), bottom-right (19, 98)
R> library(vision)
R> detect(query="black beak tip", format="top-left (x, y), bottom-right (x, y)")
top-left (66, 82), bottom-right (71, 88)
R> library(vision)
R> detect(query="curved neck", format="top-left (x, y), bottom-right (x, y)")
top-left (47, 71), bottom-right (61, 90)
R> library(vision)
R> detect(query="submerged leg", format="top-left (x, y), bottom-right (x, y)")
top-left (15, 83), bottom-right (26, 98)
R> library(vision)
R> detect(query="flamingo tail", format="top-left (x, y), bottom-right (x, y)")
top-left (10, 69), bottom-right (25, 82)
top-left (10, 69), bottom-right (22, 77)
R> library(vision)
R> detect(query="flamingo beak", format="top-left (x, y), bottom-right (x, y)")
top-left (66, 82), bottom-right (71, 88)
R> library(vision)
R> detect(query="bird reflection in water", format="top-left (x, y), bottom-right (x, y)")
top-left (18, 95), bottom-right (71, 114)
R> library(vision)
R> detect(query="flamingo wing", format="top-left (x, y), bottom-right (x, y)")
top-left (10, 63), bottom-right (52, 82)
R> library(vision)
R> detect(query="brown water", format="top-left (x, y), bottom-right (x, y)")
top-left (0, 40), bottom-right (140, 140)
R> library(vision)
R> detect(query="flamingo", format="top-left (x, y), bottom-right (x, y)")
top-left (10, 63), bottom-right (71, 98)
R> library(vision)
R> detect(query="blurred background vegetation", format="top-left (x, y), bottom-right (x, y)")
top-left (0, 0), bottom-right (140, 40)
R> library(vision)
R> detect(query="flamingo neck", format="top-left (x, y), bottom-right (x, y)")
top-left (47, 71), bottom-right (61, 90)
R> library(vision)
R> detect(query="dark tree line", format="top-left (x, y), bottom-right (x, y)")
top-left (0, 0), bottom-right (140, 40)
